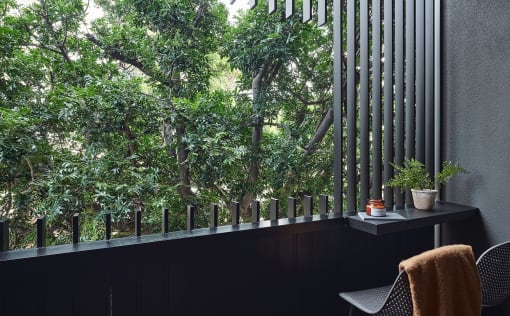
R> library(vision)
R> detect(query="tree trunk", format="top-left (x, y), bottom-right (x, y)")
top-left (123, 124), bottom-right (137, 167)
top-left (240, 62), bottom-right (271, 217)
top-left (176, 123), bottom-right (194, 199)
top-left (162, 122), bottom-right (175, 158)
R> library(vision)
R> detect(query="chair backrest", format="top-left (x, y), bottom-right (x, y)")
top-left (376, 270), bottom-right (413, 316)
top-left (476, 241), bottom-right (510, 307)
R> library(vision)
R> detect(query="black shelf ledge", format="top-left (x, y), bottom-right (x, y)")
top-left (348, 201), bottom-right (479, 236)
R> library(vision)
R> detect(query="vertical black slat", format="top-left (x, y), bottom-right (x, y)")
top-left (105, 212), bottom-right (112, 240)
top-left (231, 202), bottom-right (240, 226)
top-left (109, 249), bottom-right (137, 316)
top-left (162, 208), bottom-right (169, 234)
top-left (138, 246), bottom-right (166, 316)
top-left (37, 216), bottom-right (46, 248)
top-left (270, 198), bottom-right (279, 221)
top-left (405, 0), bottom-right (416, 206)
top-left (394, 0), bottom-right (405, 208)
top-left (405, 0), bottom-right (416, 159)
top-left (42, 256), bottom-right (74, 315)
top-left (0, 218), bottom-right (8, 252)
top-left (318, 0), bottom-right (327, 26)
top-left (287, 197), bottom-right (296, 219)
top-left (415, 0), bottom-right (425, 162)
top-left (251, 200), bottom-right (260, 223)
top-left (347, 0), bottom-right (357, 213)
top-left (433, 0), bottom-right (441, 246)
top-left (333, 0), bottom-right (343, 213)
top-left (72, 213), bottom-right (80, 244)
top-left (383, 0), bottom-right (394, 208)
top-left (286, 0), bottom-right (294, 18)
top-left (209, 204), bottom-right (218, 228)
top-left (249, 0), bottom-right (258, 10)
top-left (371, 0), bottom-right (382, 200)
top-left (359, 0), bottom-right (370, 207)
top-left (269, 0), bottom-right (277, 14)
top-left (425, 0), bottom-right (434, 175)
top-left (303, 195), bottom-right (313, 217)
top-left (303, 0), bottom-right (311, 23)
top-left (319, 194), bottom-right (329, 215)
top-left (434, 0), bottom-right (441, 189)
top-left (187, 205), bottom-right (195, 231)
top-left (135, 208), bottom-right (142, 237)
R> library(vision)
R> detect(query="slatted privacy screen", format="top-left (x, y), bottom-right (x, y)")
top-left (250, 0), bottom-right (440, 213)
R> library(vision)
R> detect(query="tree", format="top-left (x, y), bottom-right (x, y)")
top-left (1, 0), bottom-right (233, 246)
top-left (225, 3), bottom-right (336, 217)
top-left (87, 0), bottom-right (229, 200)
top-left (1, 0), bottom-right (353, 248)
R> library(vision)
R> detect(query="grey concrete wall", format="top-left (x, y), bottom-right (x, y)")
top-left (442, 1), bottom-right (510, 314)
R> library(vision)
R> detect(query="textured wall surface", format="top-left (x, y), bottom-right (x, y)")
top-left (442, 1), bottom-right (510, 314)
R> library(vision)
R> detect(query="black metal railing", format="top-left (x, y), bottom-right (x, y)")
top-left (0, 197), bottom-right (433, 316)
top-left (0, 195), bottom-right (332, 252)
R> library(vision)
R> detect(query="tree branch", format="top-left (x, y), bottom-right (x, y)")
top-left (288, 89), bottom-right (331, 106)
top-left (193, 1), bottom-right (207, 28)
top-left (304, 107), bottom-right (333, 156)
top-left (39, 0), bottom-right (71, 62)
top-left (84, 33), bottom-right (168, 87)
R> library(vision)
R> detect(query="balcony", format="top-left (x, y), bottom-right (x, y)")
top-left (1, 0), bottom-right (510, 315)
top-left (0, 199), bottom-right (482, 316)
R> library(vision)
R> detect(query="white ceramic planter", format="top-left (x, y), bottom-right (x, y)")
top-left (411, 189), bottom-right (438, 210)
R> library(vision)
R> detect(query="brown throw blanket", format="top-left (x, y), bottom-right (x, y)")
top-left (399, 244), bottom-right (482, 316)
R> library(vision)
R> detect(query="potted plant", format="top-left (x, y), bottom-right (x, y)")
top-left (386, 158), bottom-right (466, 210)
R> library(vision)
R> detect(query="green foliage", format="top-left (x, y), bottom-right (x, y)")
top-left (1, 0), bottom-right (338, 248)
top-left (386, 158), bottom-right (466, 191)
top-left (223, 1), bottom-right (335, 208)
top-left (176, 92), bottom-right (250, 188)
top-left (92, 0), bottom-right (228, 98)
top-left (435, 161), bottom-right (467, 188)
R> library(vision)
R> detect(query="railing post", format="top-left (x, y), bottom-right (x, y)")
top-left (135, 208), bottom-right (142, 237)
top-left (105, 212), bottom-right (112, 241)
top-left (303, 0), bottom-right (312, 23)
top-left (286, 0), bottom-right (295, 18)
top-left (269, 0), bottom-right (276, 14)
top-left (0, 218), bottom-right (9, 252)
top-left (230, 202), bottom-right (240, 226)
top-left (72, 213), bottom-right (80, 244)
top-left (318, 0), bottom-right (327, 26)
top-left (319, 195), bottom-right (329, 216)
top-left (288, 197), bottom-right (296, 219)
top-left (304, 195), bottom-right (313, 217)
top-left (37, 216), bottom-right (46, 248)
top-left (210, 204), bottom-right (218, 228)
top-left (162, 208), bottom-right (169, 234)
top-left (251, 200), bottom-right (260, 223)
top-left (187, 205), bottom-right (195, 231)
top-left (270, 198), bottom-right (279, 221)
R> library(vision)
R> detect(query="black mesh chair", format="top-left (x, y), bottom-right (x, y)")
top-left (476, 240), bottom-right (510, 308)
top-left (338, 270), bottom-right (413, 316)
top-left (339, 241), bottom-right (510, 315)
